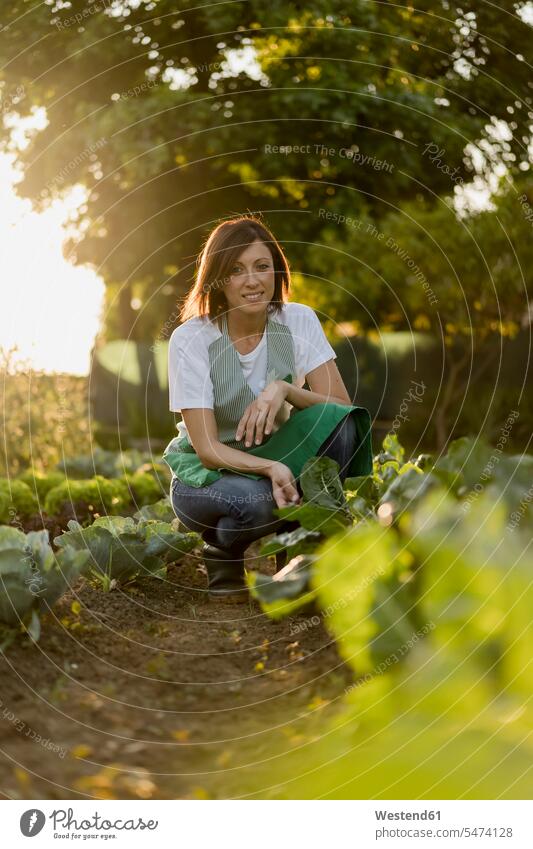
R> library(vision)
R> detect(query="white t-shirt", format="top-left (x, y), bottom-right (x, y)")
top-left (167, 302), bottom-right (337, 440)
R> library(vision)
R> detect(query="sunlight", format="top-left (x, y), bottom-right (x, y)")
top-left (0, 152), bottom-right (105, 376)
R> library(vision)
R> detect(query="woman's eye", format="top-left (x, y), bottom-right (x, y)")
top-left (230, 262), bottom-right (270, 274)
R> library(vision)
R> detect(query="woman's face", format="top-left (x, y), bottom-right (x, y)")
top-left (222, 239), bottom-right (276, 317)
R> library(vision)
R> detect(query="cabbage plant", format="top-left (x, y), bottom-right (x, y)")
top-left (0, 526), bottom-right (90, 646)
top-left (252, 433), bottom-right (533, 613)
top-left (55, 516), bottom-right (200, 591)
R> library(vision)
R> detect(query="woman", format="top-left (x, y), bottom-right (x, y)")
top-left (163, 216), bottom-right (372, 602)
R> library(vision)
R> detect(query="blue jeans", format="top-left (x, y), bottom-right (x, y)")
top-left (170, 412), bottom-right (357, 556)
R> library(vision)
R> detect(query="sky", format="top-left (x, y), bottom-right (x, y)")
top-left (0, 150), bottom-right (105, 375)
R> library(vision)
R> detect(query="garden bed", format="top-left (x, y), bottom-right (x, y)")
top-left (0, 542), bottom-right (353, 800)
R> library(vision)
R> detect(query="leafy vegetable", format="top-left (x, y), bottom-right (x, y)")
top-left (434, 435), bottom-right (493, 491)
top-left (343, 474), bottom-right (381, 506)
top-left (299, 456), bottom-right (350, 514)
top-left (274, 502), bottom-right (352, 536)
top-left (378, 466), bottom-right (436, 516)
top-left (0, 479), bottom-right (38, 523)
top-left (40, 473), bottom-right (165, 520)
top-left (247, 554), bottom-right (318, 619)
top-left (381, 432), bottom-right (405, 464)
top-left (16, 470), bottom-right (66, 502)
top-left (259, 526), bottom-right (322, 558)
top-left (122, 472), bottom-right (162, 506)
top-left (54, 516), bottom-right (200, 590)
top-left (56, 448), bottom-right (153, 479)
top-left (254, 433), bottom-right (533, 645)
top-left (133, 497), bottom-right (175, 523)
top-left (311, 525), bottom-right (421, 671)
top-left (0, 526), bottom-right (89, 644)
top-left (413, 452), bottom-right (433, 471)
top-left (44, 476), bottom-right (131, 517)
top-left (238, 435), bottom-right (533, 800)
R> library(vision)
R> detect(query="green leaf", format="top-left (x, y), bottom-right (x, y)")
top-left (26, 529), bottom-right (54, 571)
top-left (413, 453), bottom-right (433, 471)
top-left (259, 527), bottom-right (322, 557)
top-left (379, 460), bottom-right (401, 487)
top-left (55, 515), bottom-right (199, 586)
top-left (368, 576), bottom-right (422, 666)
top-left (300, 456), bottom-right (347, 511)
top-left (247, 555), bottom-right (317, 619)
top-left (378, 468), bottom-right (436, 515)
top-left (0, 545), bottom-right (38, 626)
top-left (346, 495), bottom-right (375, 522)
top-left (381, 433), bottom-right (405, 464)
top-left (403, 486), bottom-right (533, 699)
top-left (91, 516), bottom-right (138, 536)
top-left (274, 503), bottom-right (352, 536)
top-left (143, 524), bottom-right (200, 561)
top-left (0, 532), bottom-right (88, 636)
top-left (343, 475), bottom-right (381, 506)
top-left (39, 549), bottom-right (90, 608)
top-left (0, 526), bottom-right (27, 552)
top-left (311, 524), bottom-right (418, 675)
top-left (434, 435), bottom-right (493, 490)
top-left (133, 497), bottom-right (174, 522)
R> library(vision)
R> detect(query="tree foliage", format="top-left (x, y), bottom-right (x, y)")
top-left (0, 0), bottom-right (531, 342)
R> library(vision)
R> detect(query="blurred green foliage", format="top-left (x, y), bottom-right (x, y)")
top-left (0, 479), bottom-right (38, 523)
top-left (0, 349), bottom-right (91, 478)
top-left (242, 432), bottom-right (533, 798)
top-left (42, 471), bottom-right (165, 519)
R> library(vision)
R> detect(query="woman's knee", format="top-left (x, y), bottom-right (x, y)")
top-left (317, 414), bottom-right (357, 478)
top-left (335, 412), bottom-right (357, 444)
top-left (170, 482), bottom-right (203, 534)
top-left (169, 478), bottom-right (222, 535)
top-left (204, 483), bottom-right (281, 550)
top-left (225, 484), bottom-right (278, 531)
top-left (169, 473), bottom-right (277, 537)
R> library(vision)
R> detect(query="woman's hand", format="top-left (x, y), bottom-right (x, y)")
top-left (267, 461), bottom-right (301, 509)
top-left (235, 379), bottom-right (288, 447)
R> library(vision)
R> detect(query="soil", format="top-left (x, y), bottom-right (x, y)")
top-left (0, 537), bottom-right (354, 800)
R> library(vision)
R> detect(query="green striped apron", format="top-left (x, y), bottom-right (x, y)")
top-left (163, 310), bottom-right (373, 486)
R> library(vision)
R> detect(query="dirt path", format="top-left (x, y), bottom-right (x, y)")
top-left (0, 542), bottom-right (353, 800)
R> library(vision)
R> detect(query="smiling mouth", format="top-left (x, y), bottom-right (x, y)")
top-left (242, 292), bottom-right (264, 301)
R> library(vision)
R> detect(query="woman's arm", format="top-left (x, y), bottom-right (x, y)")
top-left (180, 408), bottom-right (300, 507)
top-left (234, 359), bottom-right (351, 449)
top-left (285, 358), bottom-right (352, 409)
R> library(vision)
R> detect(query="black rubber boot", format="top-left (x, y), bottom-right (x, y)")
top-left (202, 542), bottom-right (248, 603)
top-left (275, 550), bottom-right (288, 572)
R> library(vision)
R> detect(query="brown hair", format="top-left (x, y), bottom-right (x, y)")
top-left (179, 216), bottom-right (291, 324)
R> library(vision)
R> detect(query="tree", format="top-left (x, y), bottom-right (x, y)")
top-left (298, 174), bottom-right (533, 446)
top-left (0, 0), bottom-right (531, 344)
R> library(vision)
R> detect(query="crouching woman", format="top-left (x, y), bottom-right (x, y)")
top-left (163, 215), bottom-right (372, 602)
